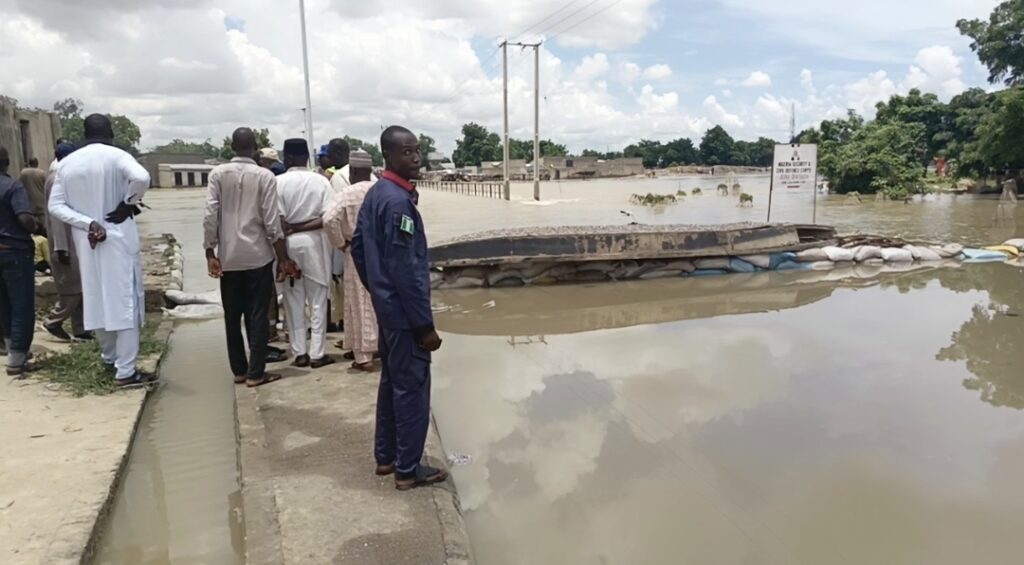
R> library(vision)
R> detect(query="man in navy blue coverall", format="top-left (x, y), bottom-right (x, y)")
top-left (351, 125), bottom-right (447, 491)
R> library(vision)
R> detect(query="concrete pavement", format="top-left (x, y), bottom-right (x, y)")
top-left (236, 336), bottom-right (473, 565)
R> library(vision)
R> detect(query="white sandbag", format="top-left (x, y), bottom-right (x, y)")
top-left (903, 245), bottom-right (942, 261)
top-left (822, 246), bottom-right (855, 262)
top-left (808, 261), bottom-right (835, 271)
top-left (438, 277), bottom-right (484, 289)
top-left (739, 254), bottom-right (772, 269)
top-left (880, 248), bottom-right (913, 262)
top-left (694, 257), bottom-right (730, 270)
top-left (429, 271), bottom-right (443, 284)
top-left (1002, 238), bottom-right (1024, 251)
top-left (639, 270), bottom-right (682, 280)
top-left (622, 262), bottom-right (664, 279)
top-left (665, 260), bottom-right (696, 273)
top-left (517, 263), bottom-right (555, 278)
top-left (165, 289), bottom-right (221, 306)
top-left (853, 245), bottom-right (882, 262)
top-left (935, 244), bottom-right (964, 259)
top-left (162, 304), bottom-right (224, 319)
top-left (487, 270), bottom-right (523, 287)
top-left (795, 248), bottom-right (828, 262)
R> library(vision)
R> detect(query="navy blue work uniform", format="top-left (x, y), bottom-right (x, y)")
top-left (351, 171), bottom-right (434, 477)
top-left (0, 172), bottom-right (36, 358)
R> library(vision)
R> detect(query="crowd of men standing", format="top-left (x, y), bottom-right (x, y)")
top-left (0, 118), bottom-right (447, 490)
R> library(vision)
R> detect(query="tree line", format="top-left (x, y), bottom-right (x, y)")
top-left (799, 0), bottom-right (1024, 198)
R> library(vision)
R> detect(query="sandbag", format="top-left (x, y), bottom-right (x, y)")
top-left (437, 277), bottom-right (484, 289)
top-left (639, 270), bottom-right (682, 280)
top-left (694, 257), bottom-right (730, 270)
top-left (576, 261), bottom-right (616, 273)
top-left (808, 261), bottom-right (835, 270)
top-left (822, 246), bottom-right (855, 262)
top-left (880, 248), bottom-right (913, 262)
top-left (984, 245), bottom-right (1020, 257)
top-left (935, 243), bottom-right (964, 258)
top-left (518, 262), bottom-right (555, 278)
top-left (853, 245), bottom-right (882, 262)
top-left (690, 269), bottom-right (730, 276)
top-left (665, 260), bottom-right (696, 273)
top-left (622, 262), bottom-right (663, 279)
top-left (163, 304), bottom-right (224, 319)
top-left (487, 269), bottom-right (524, 287)
top-left (795, 248), bottom-right (828, 262)
top-left (904, 245), bottom-right (942, 262)
top-left (739, 254), bottom-right (771, 269)
top-left (961, 248), bottom-right (1009, 262)
top-left (775, 261), bottom-right (811, 271)
top-left (769, 252), bottom-right (796, 269)
top-left (1002, 238), bottom-right (1024, 251)
top-left (492, 277), bottom-right (525, 288)
top-left (728, 258), bottom-right (758, 273)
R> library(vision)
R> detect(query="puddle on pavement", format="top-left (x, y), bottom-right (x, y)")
top-left (96, 190), bottom-right (243, 564)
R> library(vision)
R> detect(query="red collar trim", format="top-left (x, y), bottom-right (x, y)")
top-left (382, 170), bottom-right (415, 192)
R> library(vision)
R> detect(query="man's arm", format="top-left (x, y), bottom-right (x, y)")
top-left (260, 172), bottom-right (299, 278)
top-left (382, 199), bottom-right (434, 337)
top-left (44, 177), bottom-right (70, 253)
top-left (119, 151), bottom-right (150, 205)
top-left (350, 204), bottom-right (370, 289)
top-left (48, 168), bottom-right (95, 230)
top-left (285, 217), bottom-right (324, 234)
top-left (203, 170), bottom-right (223, 277)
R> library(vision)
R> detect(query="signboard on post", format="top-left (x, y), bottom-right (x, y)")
top-left (767, 143), bottom-right (819, 223)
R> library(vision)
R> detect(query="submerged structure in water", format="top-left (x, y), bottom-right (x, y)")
top-left (428, 223), bottom-right (1022, 289)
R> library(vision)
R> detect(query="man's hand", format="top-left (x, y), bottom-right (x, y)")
top-left (56, 251), bottom-right (71, 266)
top-left (207, 256), bottom-right (223, 278)
top-left (283, 223), bottom-right (296, 236)
top-left (105, 202), bottom-right (142, 225)
top-left (87, 222), bottom-right (106, 249)
top-left (418, 329), bottom-right (443, 352)
top-left (278, 259), bottom-right (302, 281)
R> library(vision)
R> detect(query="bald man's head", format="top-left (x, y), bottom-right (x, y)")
top-left (84, 114), bottom-right (114, 142)
top-left (231, 127), bottom-right (258, 157)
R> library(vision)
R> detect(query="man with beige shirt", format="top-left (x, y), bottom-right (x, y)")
top-left (203, 128), bottom-right (300, 387)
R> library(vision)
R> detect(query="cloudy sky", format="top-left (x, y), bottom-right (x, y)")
top-left (0, 0), bottom-right (1001, 154)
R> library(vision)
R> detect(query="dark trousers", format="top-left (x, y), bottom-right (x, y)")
top-left (220, 261), bottom-right (274, 379)
top-left (375, 328), bottom-right (432, 475)
top-left (0, 248), bottom-right (35, 356)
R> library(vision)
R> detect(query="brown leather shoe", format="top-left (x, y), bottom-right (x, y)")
top-left (375, 463), bottom-right (395, 476)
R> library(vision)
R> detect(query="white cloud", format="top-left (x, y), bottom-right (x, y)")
top-left (615, 62), bottom-right (642, 84)
top-left (572, 53), bottom-right (610, 83)
top-left (900, 45), bottom-right (965, 97)
top-left (638, 84), bottom-right (678, 113)
top-left (641, 64), bottom-right (673, 81)
top-left (843, 70), bottom-right (897, 115)
top-left (703, 95), bottom-right (744, 129)
top-left (722, 89), bottom-right (733, 98)
top-left (741, 71), bottom-right (772, 88)
top-left (800, 68), bottom-right (815, 93)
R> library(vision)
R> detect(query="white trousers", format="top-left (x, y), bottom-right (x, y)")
top-left (96, 327), bottom-right (140, 380)
top-left (283, 278), bottom-right (328, 359)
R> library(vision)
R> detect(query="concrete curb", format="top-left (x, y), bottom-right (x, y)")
top-left (75, 319), bottom-right (174, 565)
top-left (426, 412), bottom-right (475, 565)
top-left (235, 386), bottom-right (285, 564)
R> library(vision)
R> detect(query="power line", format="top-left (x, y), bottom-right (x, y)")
top-left (509, 0), bottom-right (582, 41)
top-left (534, 0), bottom-right (603, 38)
top-left (546, 0), bottom-right (628, 42)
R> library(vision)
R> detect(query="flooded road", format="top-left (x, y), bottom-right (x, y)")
top-left (97, 190), bottom-right (244, 564)
top-left (426, 178), bottom-right (1024, 564)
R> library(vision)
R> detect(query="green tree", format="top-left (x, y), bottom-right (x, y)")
top-left (973, 86), bottom-right (1024, 173)
top-left (149, 139), bottom-right (220, 157)
top-left (418, 133), bottom-right (441, 168)
top-left (661, 138), bottom-right (699, 166)
top-left (957, 0), bottom-right (1024, 86)
top-left (699, 126), bottom-right (735, 166)
top-left (623, 139), bottom-right (665, 168)
top-left (945, 88), bottom-right (996, 176)
top-left (874, 89), bottom-right (949, 163)
top-left (53, 97), bottom-right (142, 155)
top-left (820, 121), bottom-right (927, 199)
top-left (219, 128), bottom-right (273, 160)
top-left (452, 123), bottom-right (502, 167)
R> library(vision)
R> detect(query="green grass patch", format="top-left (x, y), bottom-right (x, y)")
top-left (38, 321), bottom-right (168, 396)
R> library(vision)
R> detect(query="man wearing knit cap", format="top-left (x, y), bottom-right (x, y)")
top-left (276, 138), bottom-right (336, 369)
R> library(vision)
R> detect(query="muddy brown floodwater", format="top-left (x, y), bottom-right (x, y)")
top-left (92, 178), bottom-right (1023, 564)
top-left (431, 179), bottom-right (1024, 565)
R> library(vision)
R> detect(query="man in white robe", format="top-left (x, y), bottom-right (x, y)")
top-left (324, 150), bottom-right (378, 370)
top-left (48, 114), bottom-right (155, 386)
top-left (277, 138), bottom-right (335, 368)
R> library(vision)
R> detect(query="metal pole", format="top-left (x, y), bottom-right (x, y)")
top-left (502, 40), bottom-right (510, 201)
top-left (298, 0), bottom-right (315, 166)
top-left (533, 44), bottom-right (541, 202)
top-left (766, 170), bottom-right (774, 223)
top-left (812, 168), bottom-right (819, 224)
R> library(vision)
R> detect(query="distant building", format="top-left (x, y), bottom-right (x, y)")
top-left (138, 152), bottom-right (211, 187)
top-left (481, 159), bottom-right (528, 180)
top-left (157, 163), bottom-right (215, 188)
top-left (427, 152), bottom-right (455, 171)
top-left (541, 156), bottom-right (644, 179)
top-left (0, 98), bottom-right (62, 173)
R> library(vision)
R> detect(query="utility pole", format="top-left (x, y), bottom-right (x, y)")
top-left (501, 40), bottom-right (510, 201)
top-left (789, 102), bottom-right (796, 143)
top-left (298, 0), bottom-right (315, 166)
top-left (532, 43), bottom-right (541, 201)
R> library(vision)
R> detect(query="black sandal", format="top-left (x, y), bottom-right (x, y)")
top-left (115, 371), bottom-right (159, 389)
top-left (246, 373), bottom-right (283, 388)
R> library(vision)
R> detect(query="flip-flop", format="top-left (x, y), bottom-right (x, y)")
top-left (351, 361), bottom-right (376, 372)
top-left (115, 371), bottom-right (159, 389)
top-left (247, 373), bottom-right (283, 388)
top-left (234, 375), bottom-right (248, 384)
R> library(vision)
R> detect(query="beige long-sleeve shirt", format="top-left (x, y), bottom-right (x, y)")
top-left (203, 157), bottom-right (284, 272)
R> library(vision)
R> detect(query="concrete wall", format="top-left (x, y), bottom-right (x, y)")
top-left (157, 164), bottom-right (213, 188)
top-left (0, 99), bottom-right (61, 173)
top-left (138, 152), bottom-right (209, 187)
